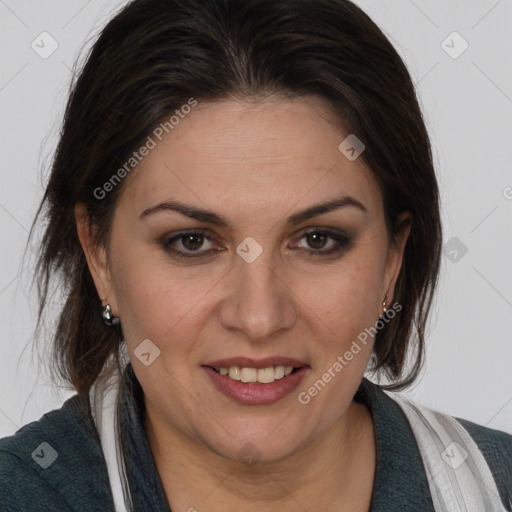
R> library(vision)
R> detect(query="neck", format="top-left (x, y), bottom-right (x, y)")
top-left (144, 399), bottom-right (376, 511)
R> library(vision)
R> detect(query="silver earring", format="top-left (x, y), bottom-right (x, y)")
top-left (382, 293), bottom-right (388, 315)
top-left (101, 301), bottom-right (120, 326)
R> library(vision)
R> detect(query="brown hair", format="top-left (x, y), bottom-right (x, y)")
top-left (30, 0), bottom-right (442, 395)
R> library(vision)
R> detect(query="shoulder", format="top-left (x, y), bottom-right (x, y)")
top-left (456, 415), bottom-right (512, 456)
top-left (454, 416), bottom-right (512, 509)
top-left (0, 394), bottom-right (114, 512)
top-left (369, 382), bottom-right (512, 510)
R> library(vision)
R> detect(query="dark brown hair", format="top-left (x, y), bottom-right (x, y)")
top-left (30, 0), bottom-right (442, 395)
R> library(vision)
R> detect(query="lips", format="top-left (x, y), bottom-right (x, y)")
top-left (203, 357), bottom-right (308, 384)
top-left (203, 356), bottom-right (308, 369)
top-left (201, 356), bottom-right (309, 405)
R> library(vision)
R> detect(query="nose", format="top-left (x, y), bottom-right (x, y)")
top-left (218, 249), bottom-right (298, 343)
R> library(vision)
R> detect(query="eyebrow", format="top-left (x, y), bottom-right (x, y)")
top-left (139, 195), bottom-right (367, 227)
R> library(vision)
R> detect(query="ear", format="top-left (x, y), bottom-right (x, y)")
top-left (74, 202), bottom-right (117, 312)
top-left (382, 210), bottom-right (412, 307)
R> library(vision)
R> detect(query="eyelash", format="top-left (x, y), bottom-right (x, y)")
top-left (161, 228), bottom-right (352, 259)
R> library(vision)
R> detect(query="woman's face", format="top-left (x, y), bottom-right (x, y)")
top-left (79, 96), bottom-right (411, 463)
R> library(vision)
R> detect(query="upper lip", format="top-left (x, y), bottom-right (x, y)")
top-left (203, 357), bottom-right (308, 369)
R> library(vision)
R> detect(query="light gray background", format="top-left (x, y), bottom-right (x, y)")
top-left (0, 0), bottom-right (511, 438)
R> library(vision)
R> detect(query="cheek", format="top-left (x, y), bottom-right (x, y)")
top-left (301, 255), bottom-right (383, 338)
top-left (110, 247), bottom-right (206, 349)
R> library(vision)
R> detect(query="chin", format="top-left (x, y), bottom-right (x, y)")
top-left (199, 420), bottom-right (310, 466)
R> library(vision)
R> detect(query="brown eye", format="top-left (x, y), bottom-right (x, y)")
top-left (305, 232), bottom-right (329, 250)
top-left (294, 228), bottom-right (352, 256)
top-left (181, 233), bottom-right (206, 251)
top-left (162, 230), bottom-right (218, 257)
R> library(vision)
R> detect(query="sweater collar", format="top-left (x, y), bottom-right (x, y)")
top-left (119, 364), bottom-right (434, 511)
top-left (354, 378), bottom-right (435, 511)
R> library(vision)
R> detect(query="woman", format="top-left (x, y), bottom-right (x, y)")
top-left (0, 0), bottom-right (510, 510)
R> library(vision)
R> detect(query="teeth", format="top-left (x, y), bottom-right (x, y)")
top-left (274, 366), bottom-right (285, 379)
top-left (256, 367), bottom-right (275, 384)
top-left (228, 367), bottom-right (241, 380)
top-left (216, 365), bottom-right (298, 383)
top-left (239, 367), bottom-right (255, 382)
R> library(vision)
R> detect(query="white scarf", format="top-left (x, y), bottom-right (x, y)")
top-left (89, 372), bottom-right (507, 511)
top-left (89, 369), bottom-right (133, 512)
top-left (386, 391), bottom-right (507, 511)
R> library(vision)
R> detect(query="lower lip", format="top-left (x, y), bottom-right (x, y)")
top-left (202, 366), bottom-right (309, 405)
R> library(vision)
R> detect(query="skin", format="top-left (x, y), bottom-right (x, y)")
top-left (76, 96), bottom-right (412, 511)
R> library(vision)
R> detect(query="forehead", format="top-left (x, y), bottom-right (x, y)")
top-left (116, 96), bottom-right (383, 224)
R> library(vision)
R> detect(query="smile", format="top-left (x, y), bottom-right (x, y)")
top-left (211, 365), bottom-right (297, 384)
top-left (202, 361), bottom-right (309, 405)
